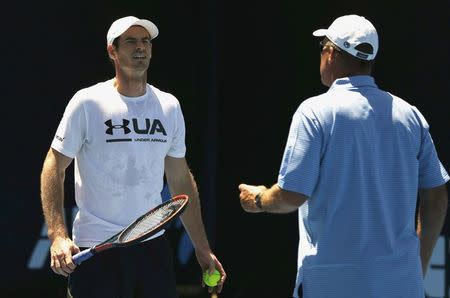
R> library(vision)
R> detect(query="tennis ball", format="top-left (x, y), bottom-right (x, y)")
top-left (203, 269), bottom-right (221, 287)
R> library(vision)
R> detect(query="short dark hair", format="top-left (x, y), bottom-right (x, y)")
top-left (108, 34), bottom-right (153, 66)
top-left (112, 36), bottom-right (121, 49)
top-left (338, 46), bottom-right (374, 72)
top-left (108, 37), bottom-right (121, 65)
top-left (354, 43), bottom-right (374, 56)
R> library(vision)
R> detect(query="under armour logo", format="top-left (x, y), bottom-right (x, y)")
top-left (105, 119), bottom-right (131, 135)
top-left (105, 118), bottom-right (167, 136)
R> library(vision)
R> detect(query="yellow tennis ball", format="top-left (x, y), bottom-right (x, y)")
top-left (203, 269), bottom-right (221, 287)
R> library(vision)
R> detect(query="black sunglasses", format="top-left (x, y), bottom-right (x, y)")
top-left (319, 40), bottom-right (326, 52)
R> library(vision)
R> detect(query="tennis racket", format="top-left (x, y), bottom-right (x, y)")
top-left (72, 194), bottom-right (189, 265)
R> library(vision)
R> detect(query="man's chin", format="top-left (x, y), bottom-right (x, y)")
top-left (131, 62), bottom-right (150, 71)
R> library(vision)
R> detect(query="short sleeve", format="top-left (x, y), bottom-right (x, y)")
top-left (277, 105), bottom-right (323, 197)
top-left (50, 93), bottom-right (87, 158)
top-left (414, 108), bottom-right (450, 188)
top-left (166, 101), bottom-right (186, 158)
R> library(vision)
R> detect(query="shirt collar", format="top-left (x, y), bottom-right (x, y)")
top-left (329, 75), bottom-right (377, 91)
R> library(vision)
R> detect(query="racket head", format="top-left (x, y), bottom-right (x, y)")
top-left (117, 194), bottom-right (189, 245)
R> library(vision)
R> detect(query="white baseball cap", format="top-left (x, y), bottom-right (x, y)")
top-left (107, 16), bottom-right (159, 45)
top-left (313, 15), bottom-right (378, 61)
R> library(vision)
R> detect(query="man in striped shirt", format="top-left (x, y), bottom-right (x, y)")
top-left (239, 14), bottom-right (448, 298)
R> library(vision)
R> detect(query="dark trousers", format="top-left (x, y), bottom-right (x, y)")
top-left (68, 234), bottom-right (178, 298)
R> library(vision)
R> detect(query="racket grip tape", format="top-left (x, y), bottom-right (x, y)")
top-left (72, 249), bottom-right (94, 265)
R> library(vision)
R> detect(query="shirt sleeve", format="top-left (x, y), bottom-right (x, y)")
top-left (277, 104), bottom-right (323, 197)
top-left (50, 93), bottom-right (87, 158)
top-left (166, 100), bottom-right (186, 158)
top-left (414, 107), bottom-right (450, 188)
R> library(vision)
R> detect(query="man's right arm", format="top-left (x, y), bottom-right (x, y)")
top-left (40, 148), bottom-right (79, 276)
top-left (418, 184), bottom-right (448, 276)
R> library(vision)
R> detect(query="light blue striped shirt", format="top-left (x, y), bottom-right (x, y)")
top-left (278, 76), bottom-right (449, 298)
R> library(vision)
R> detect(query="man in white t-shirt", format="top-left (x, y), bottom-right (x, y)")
top-left (238, 15), bottom-right (448, 297)
top-left (40, 16), bottom-right (226, 297)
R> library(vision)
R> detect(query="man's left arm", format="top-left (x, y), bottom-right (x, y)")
top-left (164, 156), bottom-right (226, 293)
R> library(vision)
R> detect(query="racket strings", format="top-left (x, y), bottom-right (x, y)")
top-left (119, 200), bottom-right (185, 242)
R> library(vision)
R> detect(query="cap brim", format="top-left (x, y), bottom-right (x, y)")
top-left (134, 19), bottom-right (159, 40)
top-left (312, 29), bottom-right (327, 37)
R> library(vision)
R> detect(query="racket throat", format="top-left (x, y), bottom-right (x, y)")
top-left (94, 243), bottom-right (114, 253)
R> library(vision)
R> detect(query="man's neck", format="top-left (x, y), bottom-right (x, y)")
top-left (114, 72), bottom-right (148, 97)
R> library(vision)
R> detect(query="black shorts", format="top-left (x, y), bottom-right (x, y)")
top-left (68, 234), bottom-right (178, 298)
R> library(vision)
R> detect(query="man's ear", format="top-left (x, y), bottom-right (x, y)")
top-left (107, 44), bottom-right (116, 60)
top-left (329, 47), bottom-right (340, 63)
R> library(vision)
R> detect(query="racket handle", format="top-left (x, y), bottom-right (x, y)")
top-left (72, 249), bottom-right (94, 265)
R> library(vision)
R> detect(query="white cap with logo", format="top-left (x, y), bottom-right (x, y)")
top-left (313, 15), bottom-right (378, 61)
top-left (107, 16), bottom-right (159, 45)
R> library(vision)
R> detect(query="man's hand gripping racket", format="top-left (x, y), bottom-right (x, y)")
top-left (72, 194), bottom-right (189, 265)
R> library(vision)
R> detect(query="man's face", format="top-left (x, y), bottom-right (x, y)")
top-left (111, 26), bottom-right (152, 74)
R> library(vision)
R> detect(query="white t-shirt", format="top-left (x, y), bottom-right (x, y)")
top-left (51, 79), bottom-right (186, 247)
